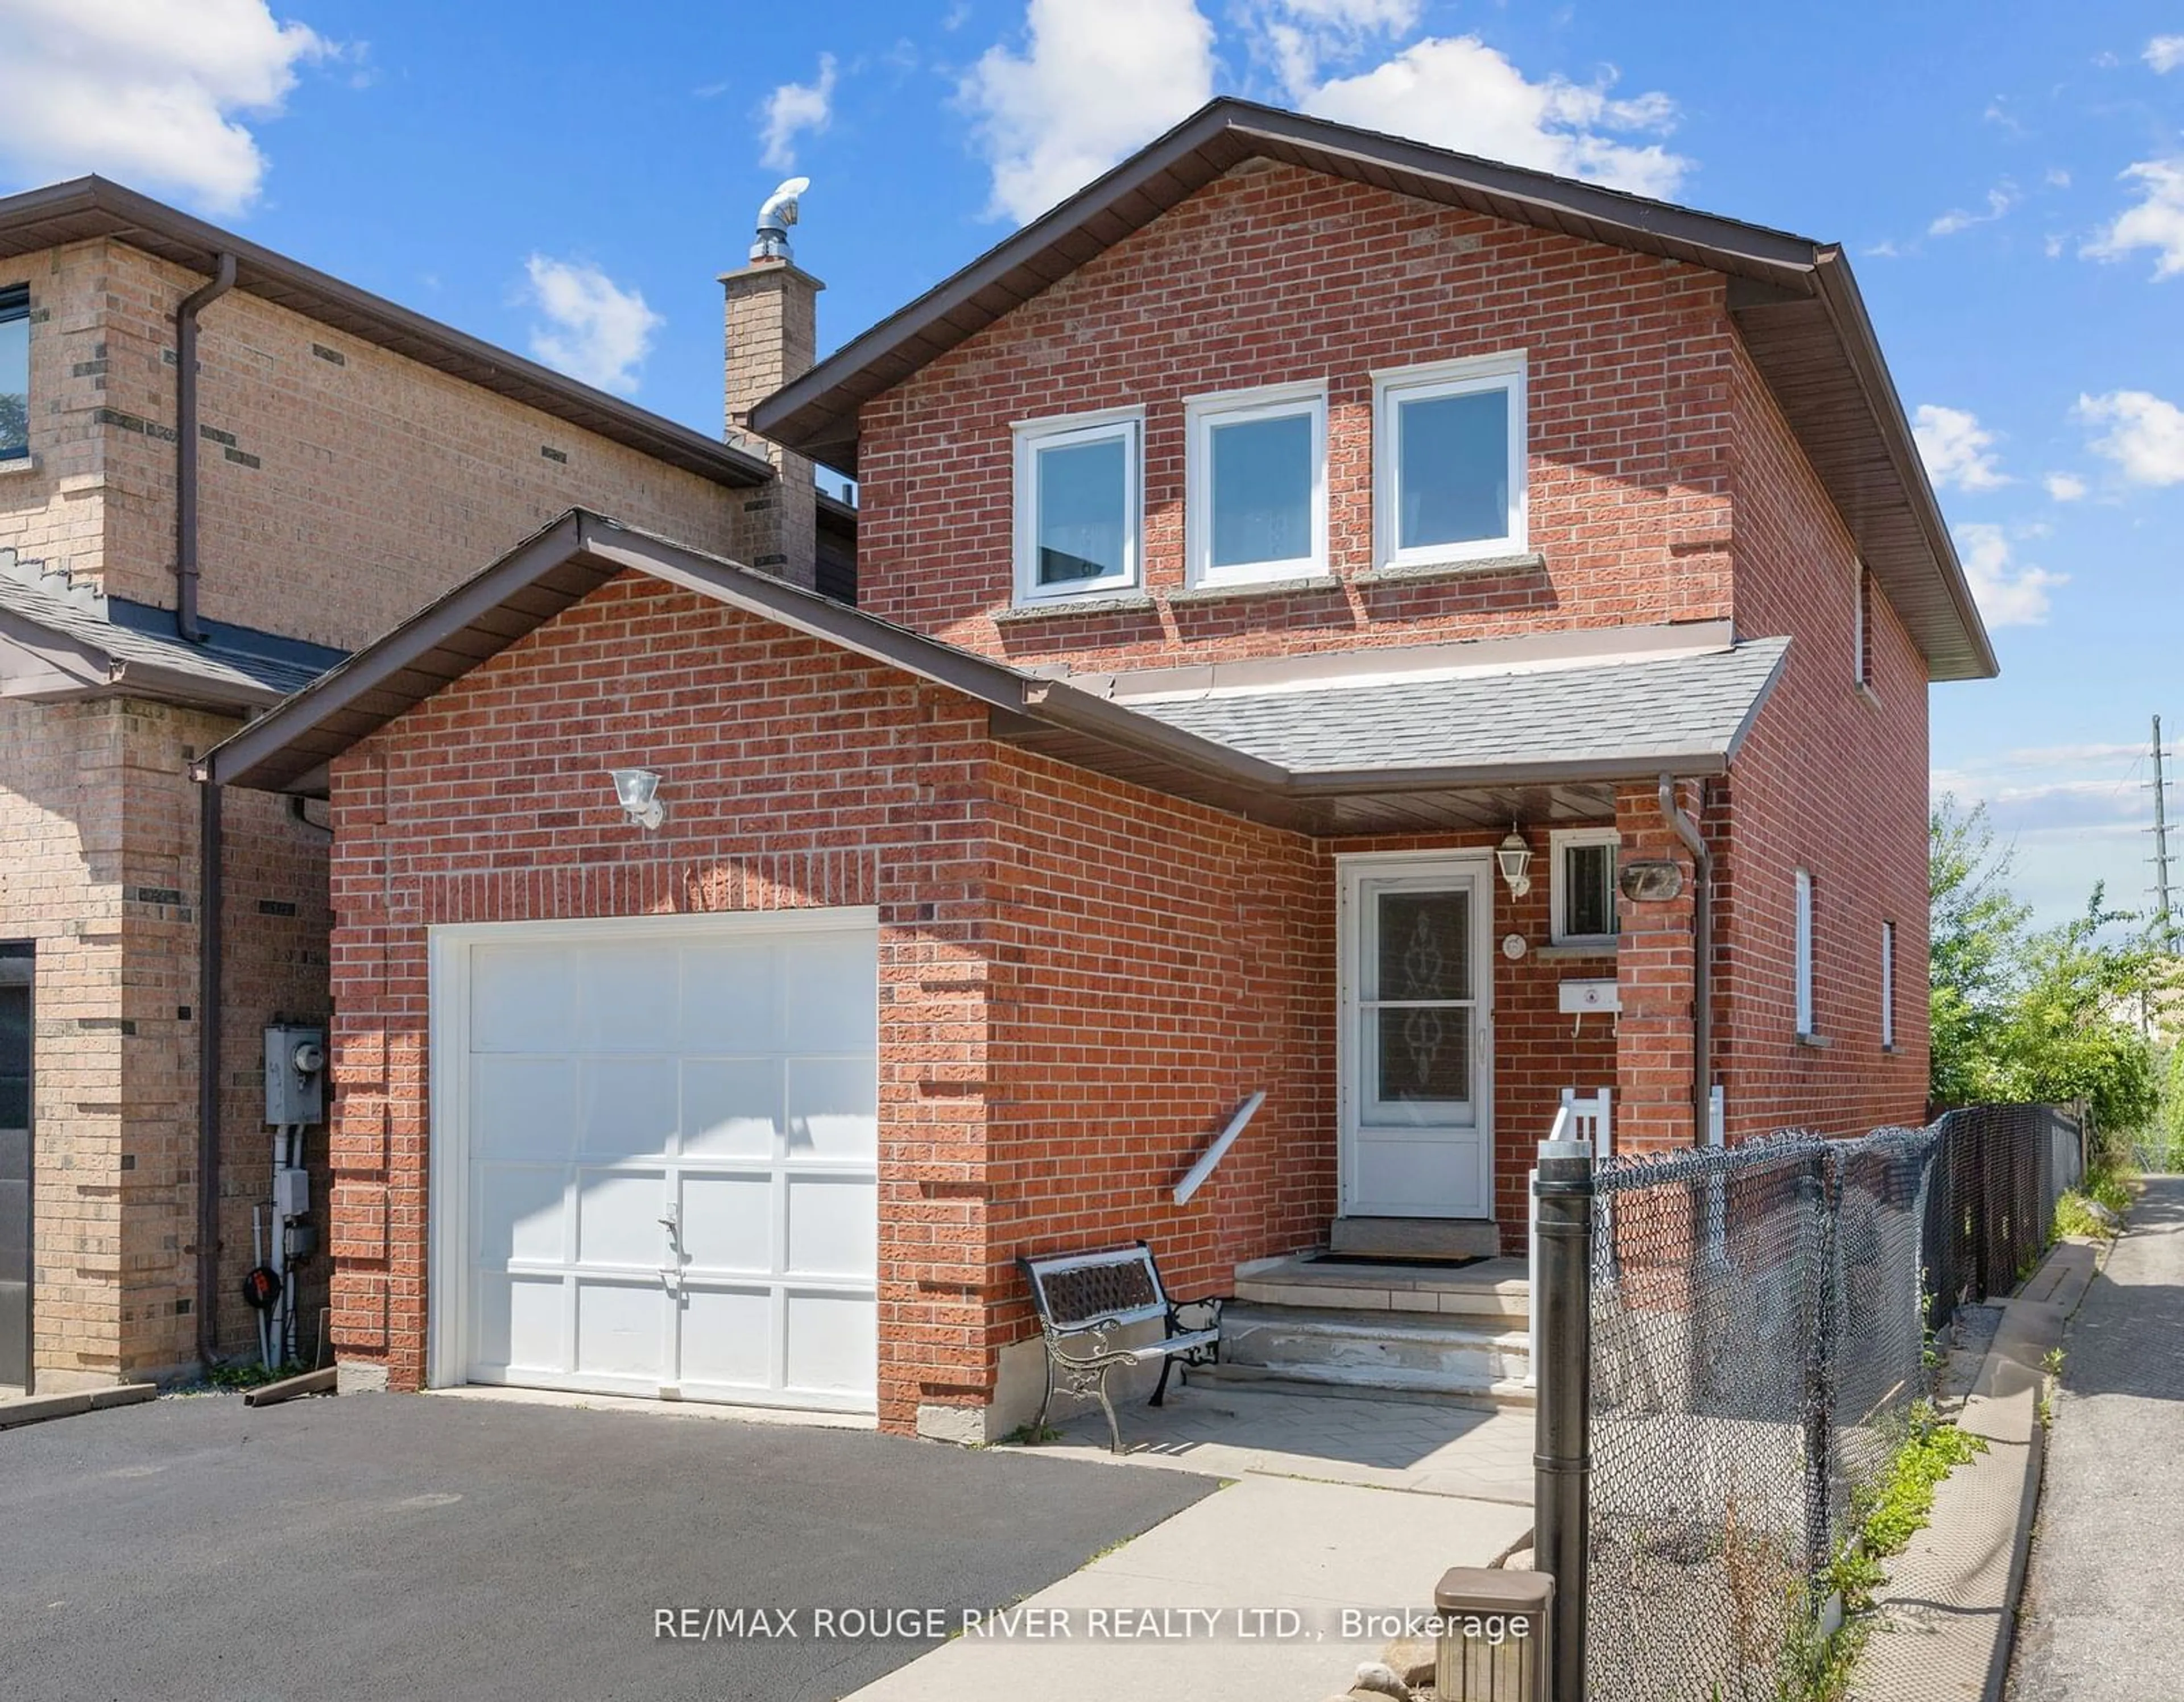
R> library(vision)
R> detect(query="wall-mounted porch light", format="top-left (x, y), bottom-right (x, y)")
top-left (1496, 824), bottom-right (1533, 899)
top-left (607, 767), bottom-right (665, 831)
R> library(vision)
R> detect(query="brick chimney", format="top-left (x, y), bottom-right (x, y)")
top-left (721, 187), bottom-right (822, 587)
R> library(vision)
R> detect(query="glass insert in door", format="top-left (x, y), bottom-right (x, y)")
top-left (1363, 887), bottom-right (1475, 1120)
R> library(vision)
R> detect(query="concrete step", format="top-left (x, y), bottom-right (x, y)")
top-left (1189, 1361), bottom-right (1536, 1410)
top-left (1329, 1216), bottom-right (1502, 1260)
top-left (1234, 1254), bottom-right (1531, 1324)
top-left (1217, 1300), bottom-right (1532, 1406)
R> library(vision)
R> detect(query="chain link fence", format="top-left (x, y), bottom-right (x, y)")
top-left (1579, 1105), bottom-right (2080, 1702)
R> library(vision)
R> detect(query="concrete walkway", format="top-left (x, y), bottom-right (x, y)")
top-left (2009, 1177), bottom-right (2184, 1700)
top-left (841, 1381), bottom-right (1536, 1701)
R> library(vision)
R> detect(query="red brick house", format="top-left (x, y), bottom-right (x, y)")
top-left (202, 102), bottom-right (1993, 1439)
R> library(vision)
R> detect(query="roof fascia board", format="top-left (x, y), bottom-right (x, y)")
top-left (200, 512), bottom-right (591, 786)
top-left (0, 178), bottom-right (773, 491)
top-left (1809, 250), bottom-right (1999, 680)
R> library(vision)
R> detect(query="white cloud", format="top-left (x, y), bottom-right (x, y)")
top-left (0, 0), bottom-right (330, 214)
top-left (2147, 35), bottom-right (2184, 72)
top-left (1248, 0), bottom-right (1424, 94)
top-left (1912, 404), bottom-right (2010, 492)
top-left (1303, 36), bottom-right (1690, 198)
top-left (1926, 181), bottom-right (2017, 238)
top-left (522, 256), bottom-right (663, 395)
top-left (2043, 471), bottom-right (2088, 502)
top-left (2077, 388), bottom-right (2184, 484)
top-left (1953, 522), bottom-right (2065, 627)
top-left (2083, 158), bottom-right (2184, 278)
top-left (758, 53), bottom-right (838, 172)
top-left (960, 0), bottom-right (1215, 223)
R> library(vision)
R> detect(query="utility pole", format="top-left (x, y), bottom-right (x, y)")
top-left (2154, 714), bottom-right (2175, 942)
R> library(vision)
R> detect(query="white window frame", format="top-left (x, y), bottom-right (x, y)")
top-left (1794, 868), bottom-right (1816, 1037)
top-left (1880, 920), bottom-right (1896, 1050)
top-left (1011, 407), bottom-right (1143, 606)
top-left (1372, 351), bottom-right (1528, 570)
top-left (1549, 826), bottom-right (1621, 947)
top-left (1185, 381), bottom-right (1328, 589)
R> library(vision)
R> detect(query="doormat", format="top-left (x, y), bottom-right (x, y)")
top-left (1303, 1252), bottom-right (1491, 1270)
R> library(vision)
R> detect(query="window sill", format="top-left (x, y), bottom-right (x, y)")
top-left (1853, 681), bottom-right (1883, 711)
top-left (995, 591), bottom-right (1158, 623)
top-left (1538, 941), bottom-right (1618, 961)
top-left (1794, 1030), bottom-right (1832, 1050)
top-left (1169, 574), bottom-right (1342, 606)
top-left (1881, 1043), bottom-right (1897, 1055)
top-left (1354, 551), bottom-right (1545, 587)
top-left (0, 454), bottom-right (38, 478)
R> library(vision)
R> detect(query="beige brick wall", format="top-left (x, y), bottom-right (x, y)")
top-left (0, 231), bottom-right (773, 1380)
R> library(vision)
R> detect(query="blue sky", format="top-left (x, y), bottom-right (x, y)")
top-left (4, 1), bottom-right (2179, 927)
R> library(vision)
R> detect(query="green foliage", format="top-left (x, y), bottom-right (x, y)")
top-left (1930, 797), bottom-right (2174, 1134)
top-left (2053, 1163), bottom-right (2132, 1240)
top-left (1852, 1405), bottom-right (1985, 1559)
top-left (202, 1359), bottom-right (307, 1390)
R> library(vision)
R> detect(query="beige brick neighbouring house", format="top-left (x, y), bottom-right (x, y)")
top-left (0, 177), bottom-right (839, 1390)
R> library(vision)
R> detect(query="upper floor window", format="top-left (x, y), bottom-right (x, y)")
top-left (1186, 382), bottom-right (1327, 587)
top-left (1372, 352), bottom-right (1526, 568)
top-left (1550, 826), bottom-right (1620, 947)
top-left (0, 286), bottom-right (28, 463)
top-left (1012, 409), bottom-right (1141, 603)
top-left (1794, 867), bottom-right (1817, 1037)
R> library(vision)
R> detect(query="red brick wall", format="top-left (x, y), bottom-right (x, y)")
top-left (854, 160), bottom-right (1738, 672)
top-left (1715, 344), bottom-right (1930, 1139)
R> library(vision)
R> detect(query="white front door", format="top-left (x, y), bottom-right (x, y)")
top-left (429, 910), bottom-right (880, 1413)
top-left (1338, 854), bottom-right (1494, 1219)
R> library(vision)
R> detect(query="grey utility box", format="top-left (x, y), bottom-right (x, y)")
top-left (263, 1024), bottom-right (327, 1125)
top-left (1433, 1567), bottom-right (1553, 1702)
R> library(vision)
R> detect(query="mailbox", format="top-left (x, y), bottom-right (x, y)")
top-left (1433, 1567), bottom-right (1552, 1702)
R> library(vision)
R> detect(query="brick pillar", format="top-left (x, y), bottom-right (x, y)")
top-left (720, 259), bottom-right (822, 589)
top-left (1615, 780), bottom-right (1699, 1151)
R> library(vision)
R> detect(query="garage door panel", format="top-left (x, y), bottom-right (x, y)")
top-left (574, 1170), bottom-right (668, 1269)
top-left (681, 942), bottom-right (780, 1051)
top-left (677, 1287), bottom-right (774, 1390)
top-left (783, 933), bottom-right (880, 1053)
top-left (472, 1058), bottom-right (578, 1160)
top-left (679, 1171), bottom-right (774, 1272)
top-left (785, 1058), bottom-right (878, 1158)
top-left (473, 1272), bottom-right (566, 1373)
top-left (452, 918), bottom-right (878, 1413)
top-left (574, 1280), bottom-right (665, 1379)
top-left (472, 946), bottom-right (573, 1053)
top-left (784, 1291), bottom-right (878, 1396)
top-left (474, 1165), bottom-right (567, 1265)
top-left (786, 1177), bottom-right (879, 1278)
top-left (578, 945), bottom-right (682, 1053)
top-left (683, 1057), bottom-right (781, 1157)
top-left (580, 1057), bottom-right (680, 1161)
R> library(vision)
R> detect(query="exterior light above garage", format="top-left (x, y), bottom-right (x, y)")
top-left (1496, 824), bottom-right (1533, 899)
top-left (607, 767), bottom-right (665, 831)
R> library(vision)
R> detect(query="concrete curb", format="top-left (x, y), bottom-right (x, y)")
top-left (1850, 1240), bottom-right (2099, 1702)
top-left (0, 1381), bottom-right (158, 1431)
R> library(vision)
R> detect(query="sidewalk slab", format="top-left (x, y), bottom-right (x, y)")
top-left (839, 1474), bottom-right (1533, 1702)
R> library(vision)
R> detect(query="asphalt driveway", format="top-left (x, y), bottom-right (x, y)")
top-left (0, 1390), bottom-right (1217, 1702)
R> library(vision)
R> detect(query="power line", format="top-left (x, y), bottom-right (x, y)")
top-left (2153, 713), bottom-right (2175, 938)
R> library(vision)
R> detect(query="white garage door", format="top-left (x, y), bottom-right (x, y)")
top-left (431, 912), bottom-right (879, 1413)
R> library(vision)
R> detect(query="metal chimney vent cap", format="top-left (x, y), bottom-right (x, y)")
top-left (752, 176), bottom-right (811, 263)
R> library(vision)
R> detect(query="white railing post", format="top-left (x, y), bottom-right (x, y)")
top-left (1171, 1091), bottom-right (1268, 1206)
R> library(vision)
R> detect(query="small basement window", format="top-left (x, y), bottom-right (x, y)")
top-left (0, 285), bottom-right (28, 462)
top-left (1373, 352), bottom-right (1526, 567)
top-left (1013, 410), bottom-right (1141, 603)
top-left (1880, 919), bottom-right (1896, 1050)
top-left (1186, 383), bottom-right (1327, 586)
top-left (1550, 827), bottom-right (1620, 947)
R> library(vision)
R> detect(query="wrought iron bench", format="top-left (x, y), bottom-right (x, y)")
top-left (1017, 1242), bottom-right (1225, 1453)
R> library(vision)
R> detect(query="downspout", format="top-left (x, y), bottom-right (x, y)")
top-left (174, 252), bottom-right (237, 644)
top-left (195, 777), bottom-right (224, 1368)
top-left (1658, 775), bottom-right (1714, 1147)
